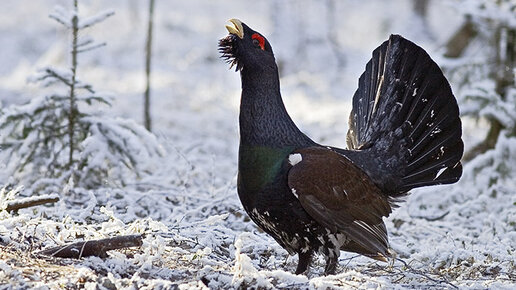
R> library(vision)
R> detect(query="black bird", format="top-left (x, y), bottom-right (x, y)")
top-left (219, 19), bottom-right (463, 275)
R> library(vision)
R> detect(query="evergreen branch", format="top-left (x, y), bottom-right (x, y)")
top-left (43, 68), bottom-right (86, 92)
top-left (18, 143), bottom-right (39, 173)
top-left (48, 94), bottom-right (74, 102)
top-left (42, 132), bottom-right (69, 144)
top-left (76, 42), bottom-right (106, 53)
top-left (78, 10), bottom-right (115, 29)
top-left (38, 68), bottom-right (95, 94)
top-left (75, 81), bottom-right (95, 93)
top-left (49, 14), bottom-right (71, 28)
top-left (76, 37), bottom-right (94, 48)
top-left (81, 95), bottom-right (112, 106)
top-left (0, 114), bottom-right (31, 128)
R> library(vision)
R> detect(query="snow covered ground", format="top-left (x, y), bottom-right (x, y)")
top-left (0, 0), bottom-right (515, 288)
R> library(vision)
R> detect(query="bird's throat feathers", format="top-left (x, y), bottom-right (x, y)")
top-left (239, 70), bottom-right (312, 148)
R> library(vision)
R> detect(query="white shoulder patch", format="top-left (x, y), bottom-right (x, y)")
top-left (291, 188), bottom-right (299, 199)
top-left (288, 153), bottom-right (302, 166)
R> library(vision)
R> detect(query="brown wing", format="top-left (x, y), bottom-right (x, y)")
top-left (287, 147), bottom-right (393, 256)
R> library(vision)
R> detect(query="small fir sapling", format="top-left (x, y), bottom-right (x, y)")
top-left (0, 0), bottom-right (163, 190)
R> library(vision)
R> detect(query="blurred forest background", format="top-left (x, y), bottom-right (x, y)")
top-left (0, 0), bottom-right (514, 289)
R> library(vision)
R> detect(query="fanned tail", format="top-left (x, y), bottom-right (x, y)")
top-left (345, 35), bottom-right (463, 195)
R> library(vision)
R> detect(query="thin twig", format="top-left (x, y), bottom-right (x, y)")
top-left (396, 258), bottom-right (458, 289)
top-left (411, 211), bottom-right (450, 221)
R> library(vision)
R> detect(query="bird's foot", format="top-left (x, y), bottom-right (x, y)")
top-left (323, 255), bottom-right (338, 275)
top-left (387, 248), bottom-right (397, 269)
top-left (295, 251), bottom-right (312, 275)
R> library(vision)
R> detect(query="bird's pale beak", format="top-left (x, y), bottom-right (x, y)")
top-left (225, 18), bottom-right (244, 39)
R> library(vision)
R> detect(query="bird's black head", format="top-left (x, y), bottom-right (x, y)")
top-left (218, 19), bottom-right (275, 72)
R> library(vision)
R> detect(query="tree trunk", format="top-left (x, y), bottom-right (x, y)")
top-left (463, 25), bottom-right (516, 161)
top-left (68, 0), bottom-right (79, 168)
top-left (144, 0), bottom-right (155, 132)
top-left (444, 16), bottom-right (477, 58)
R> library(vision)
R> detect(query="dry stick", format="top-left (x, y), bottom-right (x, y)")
top-left (5, 195), bottom-right (60, 212)
top-left (37, 234), bottom-right (143, 259)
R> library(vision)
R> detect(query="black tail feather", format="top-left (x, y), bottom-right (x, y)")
top-left (345, 35), bottom-right (463, 195)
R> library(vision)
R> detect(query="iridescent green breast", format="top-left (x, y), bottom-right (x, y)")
top-left (238, 145), bottom-right (295, 195)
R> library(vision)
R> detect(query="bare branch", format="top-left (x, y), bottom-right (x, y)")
top-left (76, 42), bottom-right (107, 53)
top-left (4, 194), bottom-right (59, 212)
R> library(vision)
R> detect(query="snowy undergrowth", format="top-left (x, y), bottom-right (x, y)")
top-left (388, 133), bottom-right (516, 286)
top-left (1, 0), bottom-right (515, 289)
top-left (1, 104), bottom-right (514, 289)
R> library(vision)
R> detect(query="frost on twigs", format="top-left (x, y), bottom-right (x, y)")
top-left (0, 1), bottom-right (162, 190)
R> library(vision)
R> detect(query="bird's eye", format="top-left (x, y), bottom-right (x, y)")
top-left (252, 33), bottom-right (265, 50)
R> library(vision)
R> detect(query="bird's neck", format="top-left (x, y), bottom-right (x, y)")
top-left (238, 67), bottom-right (312, 148)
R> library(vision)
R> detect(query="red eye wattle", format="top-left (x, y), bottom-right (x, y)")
top-left (252, 33), bottom-right (265, 50)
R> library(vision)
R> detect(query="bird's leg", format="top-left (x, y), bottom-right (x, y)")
top-left (387, 248), bottom-right (397, 270)
top-left (295, 251), bottom-right (312, 275)
top-left (324, 253), bottom-right (338, 275)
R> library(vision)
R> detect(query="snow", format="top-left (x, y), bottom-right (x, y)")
top-left (0, 0), bottom-right (515, 289)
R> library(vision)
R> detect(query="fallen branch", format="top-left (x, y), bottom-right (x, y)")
top-left (37, 234), bottom-right (143, 259)
top-left (4, 194), bottom-right (59, 212)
